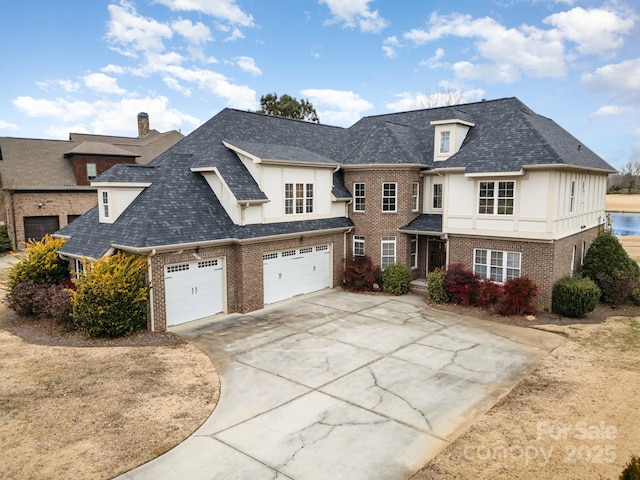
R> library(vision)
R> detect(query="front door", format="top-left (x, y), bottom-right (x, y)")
top-left (428, 239), bottom-right (446, 272)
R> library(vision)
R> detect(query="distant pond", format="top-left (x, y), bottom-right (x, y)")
top-left (608, 212), bottom-right (640, 236)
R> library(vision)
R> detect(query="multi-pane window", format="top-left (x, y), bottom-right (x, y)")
top-left (87, 163), bottom-right (97, 180)
top-left (101, 191), bottom-right (110, 218)
top-left (382, 183), bottom-right (397, 212)
top-left (440, 131), bottom-right (450, 154)
top-left (381, 236), bottom-right (396, 270)
top-left (478, 181), bottom-right (514, 215)
top-left (285, 183), bottom-right (313, 215)
top-left (569, 181), bottom-right (576, 213)
top-left (354, 183), bottom-right (365, 212)
top-left (410, 235), bottom-right (418, 269)
top-left (433, 183), bottom-right (443, 209)
top-left (353, 235), bottom-right (365, 256)
top-left (474, 249), bottom-right (521, 282)
top-left (412, 182), bottom-right (420, 212)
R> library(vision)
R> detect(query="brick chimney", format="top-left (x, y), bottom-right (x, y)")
top-left (137, 112), bottom-right (149, 138)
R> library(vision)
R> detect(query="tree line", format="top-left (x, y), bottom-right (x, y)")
top-left (608, 161), bottom-right (640, 193)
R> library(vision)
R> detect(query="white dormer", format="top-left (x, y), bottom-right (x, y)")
top-left (93, 182), bottom-right (151, 224)
top-left (430, 119), bottom-right (475, 161)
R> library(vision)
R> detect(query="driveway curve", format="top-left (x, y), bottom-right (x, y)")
top-left (116, 290), bottom-right (563, 480)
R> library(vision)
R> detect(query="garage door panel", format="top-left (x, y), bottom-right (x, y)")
top-left (263, 245), bottom-right (331, 304)
top-left (165, 259), bottom-right (224, 326)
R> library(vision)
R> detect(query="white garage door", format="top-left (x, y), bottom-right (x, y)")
top-left (165, 258), bottom-right (224, 326)
top-left (263, 245), bottom-right (331, 304)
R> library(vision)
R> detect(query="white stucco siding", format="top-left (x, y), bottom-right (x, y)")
top-left (262, 165), bottom-right (335, 223)
top-left (201, 172), bottom-right (242, 224)
top-left (98, 187), bottom-right (145, 224)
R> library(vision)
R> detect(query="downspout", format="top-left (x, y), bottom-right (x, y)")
top-left (148, 248), bottom-right (156, 332)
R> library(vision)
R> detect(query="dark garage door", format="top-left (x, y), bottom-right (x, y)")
top-left (24, 216), bottom-right (60, 242)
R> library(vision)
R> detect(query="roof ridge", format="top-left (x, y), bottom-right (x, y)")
top-left (516, 109), bottom-right (563, 163)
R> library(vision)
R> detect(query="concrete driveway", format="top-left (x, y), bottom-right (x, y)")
top-left (117, 290), bottom-right (563, 480)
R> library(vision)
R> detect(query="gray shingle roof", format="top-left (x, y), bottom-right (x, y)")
top-left (58, 97), bottom-right (615, 258)
top-left (400, 214), bottom-right (443, 233)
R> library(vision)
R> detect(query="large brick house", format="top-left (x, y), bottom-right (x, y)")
top-left (0, 113), bottom-right (183, 249)
top-left (56, 97), bottom-right (615, 331)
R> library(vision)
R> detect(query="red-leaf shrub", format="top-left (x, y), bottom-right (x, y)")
top-left (444, 263), bottom-right (480, 306)
top-left (495, 276), bottom-right (538, 315)
top-left (34, 284), bottom-right (73, 324)
top-left (342, 256), bottom-right (382, 292)
top-left (5, 279), bottom-right (40, 316)
top-left (477, 278), bottom-right (502, 308)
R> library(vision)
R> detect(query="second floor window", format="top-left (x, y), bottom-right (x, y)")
top-left (87, 163), bottom-right (97, 180)
top-left (412, 182), bottom-right (420, 212)
top-left (382, 182), bottom-right (397, 212)
top-left (440, 131), bottom-right (450, 154)
top-left (285, 183), bottom-right (313, 215)
top-left (570, 181), bottom-right (576, 213)
top-left (479, 181), bottom-right (514, 215)
top-left (433, 183), bottom-right (443, 209)
top-left (101, 191), bottom-right (110, 218)
top-left (354, 183), bottom-right (365, 212)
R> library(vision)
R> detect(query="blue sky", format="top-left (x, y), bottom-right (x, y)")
top-left (0, 0), bottom-right (638, 170)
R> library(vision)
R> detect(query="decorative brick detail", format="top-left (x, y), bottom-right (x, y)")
top-left (448, 226), bottom-right (600, 311)
top-left (149, 232), bottom-right (345, 331)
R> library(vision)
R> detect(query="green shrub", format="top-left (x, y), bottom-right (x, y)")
top-left (6, 235), bottom-right (69, 290)
top-left (620, 455), bottom-right (640, 480)
top-left (552, 276), bottom-right (600, 317)
top-left (426, 268), bottom-right (448, 303)
top-left (72, 253), bottom-right (149, 338)
top-left (0, 225), bottom-right (12, 253)
top-left (495, 276), bottom-right (538, 316)
top-left (342, 255), bottom-right (381, 292)
top-left (444, 263), bottom-right (480, 306)
top-left (596, 269), bottom-right (637, 307)
top-left (382, 264), bottom-right (411, 296)
top-left (582, 231), bottom-right (639, 299)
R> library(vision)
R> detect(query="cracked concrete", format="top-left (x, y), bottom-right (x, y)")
top-left (116, 290), bottom-right (564, 480)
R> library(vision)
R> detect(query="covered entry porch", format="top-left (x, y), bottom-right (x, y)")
top-left (400, 214), bottom-right (447, 294)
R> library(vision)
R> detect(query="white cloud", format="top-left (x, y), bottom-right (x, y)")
top-left (543, 6), bottom-right (635, 57)
top-left (235, 56), bottom-right (262, 76)
top-left (319, 0), bottom-right (388, 33)
top-left (83, 73), bottom-right (127, 95)
top-left (404, 13), bottom-right (566, 83)
top-left (0, 120), bottom-right (19, 131)
top-left (382, 36), bottom-right (401, 58)
top-left (300, 88), bottom-right (373, 125)
top-left (154, 0), bottom-right (254, 27)
top-left (582, 58), bottom-right (640, 100)
top-left (102, 64), bottom-right (125, 75)
top-left (589, 104), bottom-right (637, 119)
top-left (13, 94), bottom-right (200, 137)
top-left (385, 88), bottom-right (485, 111)
top-left (106, 1), bottom-right (173, 56)
top-left (419, 48), bottom-right (445, 69)
top-left (171, 18), bottom-right (212, 45)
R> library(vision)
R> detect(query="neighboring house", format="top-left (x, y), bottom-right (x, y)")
top-left (0, 113), bottom-right (183, 249)
top-left (56, 97), bottom-right (616, 331)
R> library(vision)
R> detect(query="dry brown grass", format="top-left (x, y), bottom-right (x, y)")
top-left (606, 194), bottom-right (640, 213)
top-left (0, 313), bottom-right (219, 480)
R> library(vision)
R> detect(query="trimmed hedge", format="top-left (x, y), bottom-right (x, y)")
top-left (382, 264), bottom-right (411, 296)
top-left (72, 253), bottom-right (149, 338)
top-left (426, 268), bottom-right (448, 303)
top-left (552, 276), bottom-right (600, 317)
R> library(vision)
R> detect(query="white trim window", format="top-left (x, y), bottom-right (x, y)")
top-left (101, 191), bottom-right (110, 219)
top-left (354, 182), bottom-right (365, 212)
top-left (433, 183), bottom-right (443, 209)
top-left (478, 181), bottom-right (514, 215)
top-left (412, 182), bottom-right (420, 212)
top-left (87, 163), bottom-right (97, 180)
top-left (569, 181), bottom-right (576, 213)
top-left (381, 236), bottom-right (396, 270)
top-left (382, 182), bottom-right (397, 212)
top-left (440, 131), bottom-right (450, 154)
top-left (410, 235), bottom-right (418, 269)
top-left (474, 249), bottom-right (521, 282)
top-left (353, 235), bottom-right (365, 256)
top-left (285, 183), bottom-right (313, 215)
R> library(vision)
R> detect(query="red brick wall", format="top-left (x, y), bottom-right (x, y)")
top-left (448, 226), bottom-right (601, 311)
top-left (6, 191), bottom-right (97, 250)
top-left (70, 155), bottom-right (136, 186)
top-left (343, 169), bottom-right (422, 276)
top-left (149, 231), bottom-right (345, 331)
